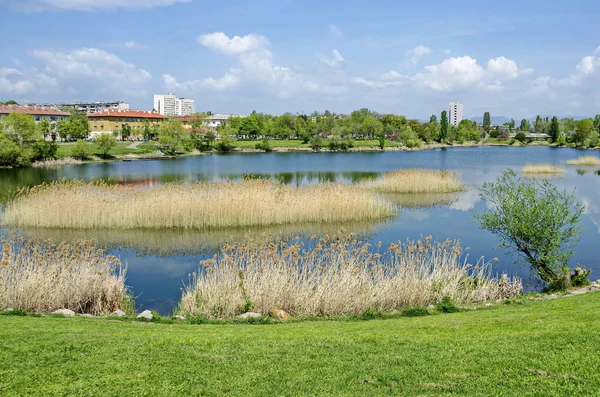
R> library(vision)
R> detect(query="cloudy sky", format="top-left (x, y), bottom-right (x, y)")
top-left (0, 0), bottom-right (599, 118)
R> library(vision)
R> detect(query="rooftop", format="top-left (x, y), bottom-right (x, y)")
top-left (88, 109), bottom-right (167, 119)
top-left (0, 104), bottom-right (69, 117)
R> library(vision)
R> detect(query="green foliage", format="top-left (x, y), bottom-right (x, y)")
top-left (2, 100), bottom-right (18, 105)
top-left (121, 124), bottom-right (132, 140)
top-left (239, 114), bottom-right (262, 137)
top-left (519, 119), bottom-right (531, 131)
top-left (310, 135), bottom-right (323, 151)
top-left (574, 119), bottom-right (594, 146)
top-left (475, 169), bottom-right (585, 289)
top-left (32, 140), bottom-right (58, 161)
top-left (214, 125), bottom-right (237, 153)
top-left (1, 112), bottom-right (39, 143)
top-left (0, 136), bottom-right (32, 167)
top-left (549, 116), bottom-right (560, 143)
top-left (377, 133), bottom-right (385, 150)
top-left (56, 110), bottom-right (89, 140)
top-left (255, 137), bottom-right (273, 152)
top-left (435, 296), bottom-right (459, 313)
top-left (570, 266), bottom-right (592, 288)
top-left (440, 110), bottom-right (448, 142)
top-left (515, 132), bottom-right (526, 143)
top-left (70, 140), bottom-right (92, 160)
top-left (489, 129), bottom-right (500, 138)
top-left (158, 119), bottom-right (193, 154)
top-left (95, 133), bottom-right (117, 158)
top-left (483, 112), bottom-right (491, 132)
top-left (401, 306), bottom-right (429, 317)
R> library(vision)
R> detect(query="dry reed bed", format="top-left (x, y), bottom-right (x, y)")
top-left (178, 233), bottom-right (522, 319)
top-left (566, 156), bottom-right (600, 166)
top-left (359, 169), bottom-right (464, 194)
top-left (521, 163), bottom-right (565, 174)
top-left (1, 179), bottom-right (397, 230)
top-left (0, 234), bottom-right (129, 315)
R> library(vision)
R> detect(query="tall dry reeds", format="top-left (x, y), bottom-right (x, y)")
top-left (0, 234), bottom-right (129, 315)
top-left (2, 179), bottom-right (397, 230)
top-left (566, 156), bottom-right (600, 166)
top-left (521, 163), bottom-right (565, 174)
top-left (178, 232), bottom-right (522, 319)
top-left (359, 169), bottom-right (464, 194)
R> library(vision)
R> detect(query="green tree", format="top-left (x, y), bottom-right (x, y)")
top-left (475, 169), bottom-right (587, 290)
top-left (158, 119), bottom-right (193, 154)
top-left (121, 124), bottom-right (132, 141)
top-left (549, 116), bottom-right (560, 143)
top-left (3, 100), bottom-right (18, 105)
top-left (483, 112), bottom-right (491, 133)
top-left (2, 112), bottom-right (39, 144)
top-left (95, 133), bottom-right (116, 158)
top-left (429, 114), bottom-right (438, 123)
top-left (71, 140), bottom-right (92, 160)
top-left (215, 124), bottom-right (237, 152)
top-left (519, 119), bottom-right (531, 131)
top-left (573, 119), bottom-right (594, 147)
top-left (440, 111), bottom-right (448, 143)
top-left (38, 119), bottom-right (51, 140)
top-left (361, 116), bottom-right (383, 139)
top-left (593, 114), bottom-right (600, 130)
top-left (238, 115), bottom-right (261, 138)
top-left (142, 119), bottom-right (152, 140)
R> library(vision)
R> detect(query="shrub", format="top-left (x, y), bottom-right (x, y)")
top-left (71, 140), bottom-right (92, 160)
top-left (255, 137), bottom-right (273, 152)
top-left (515, 132), bottom-right (526, 143)
top-left (476, 169), bottom-right (587, 290)
top-left (94, 133), bottom-right (116, 159)
top-left (310, 136), bottom-right (322, 151)
top-left (32, 140), bottom-right (58, 161)
top-left (435, 296), bottom-right (459, 313)
top-left (401, 306), bottom-right (429, 317)
top-left (489, 130), bottom-right (500, 138)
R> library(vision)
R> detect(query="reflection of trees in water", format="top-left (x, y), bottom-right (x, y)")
top-left (14, 219), bottom-right (392, 258)
top-left (575, 168), bottom-right (600, 176)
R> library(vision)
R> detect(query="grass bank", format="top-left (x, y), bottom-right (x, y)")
top-left (179, 233), bottom-right (521, 319)
top-left (56, 141), bottom-right (158, 158)
top-left (1, 293), bottom-right (598, 396)
top-left (0, 234), bottom-right (129, 315)
top-left (2, 179), bottom-right (396, 229)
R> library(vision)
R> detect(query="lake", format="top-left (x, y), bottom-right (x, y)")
top-left (1, 146), bottom-right (599, 314)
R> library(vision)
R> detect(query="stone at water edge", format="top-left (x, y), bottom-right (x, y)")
top-left (53, 309), bottom-right (76, 316)
top-left (237, 312), bottom-right (262, 319)
top-left (4, 308), bottom-right (13, 312)
top-left (427, 305), bottom-right (435, 310)
top-left (112, 310), bottom-right (126, 317)
top-left (268, 309), bottom-right (290, 320)
top-left (137, 310), bottom-right (153, 320)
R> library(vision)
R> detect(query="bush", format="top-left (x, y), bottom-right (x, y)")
top-left (401, 306), bottom-right (429, 317)
top-left (71, 140), bottom-right (92, 160)
top-left (489, 130), bottom-right (500, 138)
top-left (255, 137), bottom-right (273, 152)
top-left (94, 133), bottom-right (116, 159)
top-left (476, 169), bottom-right (587, 290)
top-left (0, 138), bottom-right (32, 167)
top-left (435, 296), bottom-right (459, 313)
top-left (310, 136), bottom-right (322, 151)
top-left (214, 138), bottom-right (236, 153)
top-left (405, 139), bottom-right (422, 148)
top-left (515, 132), bottom-right (526, 143)
top-left (32, 140), bottom-right (58, 161)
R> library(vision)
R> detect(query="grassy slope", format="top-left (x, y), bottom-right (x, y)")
top-left (1, 293), bottom-right (599, 396)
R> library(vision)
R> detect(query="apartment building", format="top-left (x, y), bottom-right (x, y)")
top-left (154, 94), bottom-right (195, 117)
top-left (449, 102), bottom-right (464, 126)
top-left (0, 104), bottom-right (69, 140)
top-left (88, 109), bottom-right (167, 138)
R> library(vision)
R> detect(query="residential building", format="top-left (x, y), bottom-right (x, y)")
top-left (154, 93), bottom-right (195, 117)
top-left (0, 104), bottom-right (69, 140)
top-left (88, 109), bottom-right (167, 138)
top-left (204, 113), bottom-right (244, 129)
top-left (449, 102), bottom-right (464, 126)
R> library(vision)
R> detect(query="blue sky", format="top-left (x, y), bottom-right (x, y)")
top-left (0, 0), bottom-right (599, 118)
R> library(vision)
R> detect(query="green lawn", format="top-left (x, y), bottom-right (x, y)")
top-left (57, 141), bottom-right (158, 158)
top-left (1, 293), bottom-right (599, 396)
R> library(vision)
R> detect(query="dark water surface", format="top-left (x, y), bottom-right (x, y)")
top-left (1, 147), bottom-right (599, 314)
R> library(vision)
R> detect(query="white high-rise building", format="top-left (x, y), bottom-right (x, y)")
top-left (154, 94), bottom-right (195, 117)
top-left (449, 102), bottom-right (464, 126)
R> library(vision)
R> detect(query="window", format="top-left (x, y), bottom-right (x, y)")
top-left (35, 116), bottom-right (40, 121)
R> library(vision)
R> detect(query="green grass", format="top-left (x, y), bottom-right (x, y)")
top-left (57, 141), bottom-right (158, 158)
top-left (1, 293), bottom-right (599, 396)
top-left (234, 139), bottom-right (402, 149)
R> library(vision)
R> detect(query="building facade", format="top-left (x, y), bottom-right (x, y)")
top-left (154, 94), bottom-right (195, 117)
top-left (88, 109), bottom-right (167, 138)
top-left (33, 101), bottom-right (129, 115)
top-left (449, 102), bottom-right (464, 126)
top-left (0, 104), bottom-right (69, 140)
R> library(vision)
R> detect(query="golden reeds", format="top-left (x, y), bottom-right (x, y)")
top-left (2, 179), bottom-right (397, 230)
top-left (566, 156), bottom-right (600, 166)
top-left (521, 163), bottom-right (565, 174)
top-left (0, 234), bottom-right (129, 315)
top-left (359, 169), bottom-right (464, 194)
top-left (178, 232), bottom-right (522, 319)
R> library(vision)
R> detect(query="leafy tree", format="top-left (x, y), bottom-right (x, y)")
top-left (549, 116), bottom-right (560, 143)
top-left (519, 119), bottom-right (531, 131)
top-left (142, 119), bottom-right (152, 140)
top-left (515, 132), bottom-right (526, 143)
top-left (32, 140), bottom-right (58, 161)
top-left (38, 119), bottom-right (51, 140)
top-left (95, 133), bottom-right (116, 158)
top-left (158, 118), bottom-right (193, 154)
top-left (475, 169), bottom-right (587, 290)
top-left (309, 135), bottom-right (323, 151)
top-left (121, 124), bottom-right (132, 141)
top-left (593, 114), bottom-right (600, 130)
top-left (429, 114), bottom-right (438, 123)
top-left (71, 140), bottom-right (92, 160)
top-left (3, 100), bottom-right (18, 105)
top-left (440, 111), bottom-right (448, 143)
top-left (483, 112), bottom-right (491, 133)
top-left (573, 119), bottom-right (594, 147)
top-left (361, 116), bottom-right (383, 139)
top-left (214, 125), bottom-right (237, 152)
top-left (255, 137), bottom-right (273, 152)
top-left (238, 115), bottom-right (261, 138)
top-left (2, 112), bottom-right (39, 144)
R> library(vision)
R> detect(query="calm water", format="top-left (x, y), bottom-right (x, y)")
top-left (1, 147), bottom-right (599, 314)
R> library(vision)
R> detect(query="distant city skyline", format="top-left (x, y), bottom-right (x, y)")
top-left (0, 1), bottom-right (599, 118)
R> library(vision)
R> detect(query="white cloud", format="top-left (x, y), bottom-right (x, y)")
top-left (197, 32), bottom-right (269, 56)
top-left (321, 49), bottom-right (345, 69)
top-left (31, 47), bottom-right (151, 97)
top-left (328, 24), bottom-right (344, 38)
top-left (169, 32), bottom-right (347, 98)
top-left (10, 0), bottom-right (190, 11)
top-left (417, 56), bottom-right (485, 90)
top-left (406, 45), bottom-right (431, 65)
top-left (487, 57), bottom-right (520, 79)
top-left (0, 67), bottom-right (58, 95)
